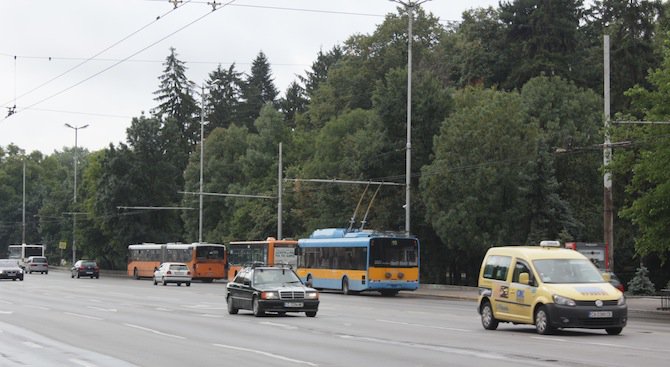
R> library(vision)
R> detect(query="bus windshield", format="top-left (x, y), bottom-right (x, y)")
top-left (8, 247), bottom-right (21, 259)
top-left (533, 259), bottom-right (604, 284)
top-left (196, 245), bottom-right (225, 260)
top-left (369, 238), bottom-right (418, 267)
top-left (228, 244), bottom-right (267, 265)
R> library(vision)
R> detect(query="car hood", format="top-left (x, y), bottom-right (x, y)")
top-left (257, 284), bottom-right (316, 292)
top-left (543, 282), bottom-right (622, 300)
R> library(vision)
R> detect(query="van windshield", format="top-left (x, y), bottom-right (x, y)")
top-left (533, 259), bottom-right (604, 284)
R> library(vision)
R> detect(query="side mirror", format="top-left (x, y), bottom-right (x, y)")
top-left (519, 272), bottom-right (530, 285)
top-left (294, 247), bottom-right (302, 256)
top-left (154, 267), bottom-right (158, 272)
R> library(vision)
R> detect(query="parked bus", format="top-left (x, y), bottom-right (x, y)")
top-left (227, 238), bottom-right (298, 279)
top-left (127, 242), bottom-right (226, 282)
top-left (8, 244), bottom-right (46, 269)
top-left (295, 228), bottom-right (419, 296)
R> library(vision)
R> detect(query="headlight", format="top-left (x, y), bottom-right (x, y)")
top-left (305, 291), bottom-right (319, 300)
top-left (617, 296), bottom-right (626, 306)
top-left (260, 291), bottom-right (279, 300)
top-left (553, 294), bottom-right (576, 307)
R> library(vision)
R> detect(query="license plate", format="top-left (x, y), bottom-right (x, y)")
top-left (284, 302), bottom-right (303, 308)
top-left (85, 271), bottom-right (93, 274)
top-left (589, 311), bottom-right (612, 318)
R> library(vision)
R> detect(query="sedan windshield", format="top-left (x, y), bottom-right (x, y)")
top-left (533, 259), bottom-right (604, 284)
top-left (253, 269), bottom-right (301, 286)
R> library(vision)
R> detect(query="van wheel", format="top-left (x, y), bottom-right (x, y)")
top-left (480, 301), bottom-right (499, 330)
top-left (305, 311), bottom-right (317, 317)
top-left (606, 327), bottom-right (622, 335)
top-left (342, 278), bottom-right (351, 295)
top-left (535, 305), bottom-right (555, 335)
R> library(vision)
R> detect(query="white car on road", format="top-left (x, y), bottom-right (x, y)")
top-left (153, 262), bottom-right (192, 286)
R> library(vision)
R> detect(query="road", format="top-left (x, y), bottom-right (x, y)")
top-left (1, 270), bottom-right (669, 367)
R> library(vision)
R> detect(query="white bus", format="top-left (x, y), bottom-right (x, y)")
top-left (8, 244), bottom-right (46, 269)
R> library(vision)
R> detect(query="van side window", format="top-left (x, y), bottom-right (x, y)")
top-left (512, 261), bottom-right (533, 285)
top-left (483, 255), bottom-right (511, 281)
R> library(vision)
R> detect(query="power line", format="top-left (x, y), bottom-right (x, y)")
top-left (3, 1), bottom-right (234, 122)
top-left (0, 1), bottom-right (191, 109)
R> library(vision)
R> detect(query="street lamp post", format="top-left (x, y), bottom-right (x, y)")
top-left (65, 123), bottom-right (88, 264)
top-left (390, 0), bottom-right (429, 235)
top-left (199, 84), bottom-right (205, 244)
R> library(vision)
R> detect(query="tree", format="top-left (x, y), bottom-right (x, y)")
top-left (239, 51), bottom-right (279, 130)
top-left (498, 0), bottom-right (585, 90)
top-left (205, 63), bottom-right (243, 133)
top-left (279, 81), bottom-right (307, 128)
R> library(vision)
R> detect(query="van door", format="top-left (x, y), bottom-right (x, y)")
top-left (508, 260), bottom-right (535, 323)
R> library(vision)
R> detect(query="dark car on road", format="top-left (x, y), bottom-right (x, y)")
top-left (71, 260), bottom-right (100, 279)
top-left (0, 259), bottom-right (24, 281)
top-left (226, 265), bottom-right (319, 317)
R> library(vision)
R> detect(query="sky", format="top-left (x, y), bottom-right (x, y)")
top-left (1, 0), bottom-right (500, 154)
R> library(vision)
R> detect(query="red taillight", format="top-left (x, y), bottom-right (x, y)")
top-left (167, 270), bottom-right (172, 275)
top-left (187, 271), bottom-right (191, 275)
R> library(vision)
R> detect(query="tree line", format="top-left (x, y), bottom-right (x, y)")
top-left (1, 0), bottom-right (669, 288)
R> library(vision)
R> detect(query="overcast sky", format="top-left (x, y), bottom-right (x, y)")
top-left (1, 0), bottom-right (499, 154)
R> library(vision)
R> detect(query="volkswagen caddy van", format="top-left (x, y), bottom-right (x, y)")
top-left (477, 241), bottom-right (627, 335)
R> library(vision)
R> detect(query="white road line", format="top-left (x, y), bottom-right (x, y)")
top-left (87, 306), bottom-right (117, 312)
top-left (64, 312), bottom-right (104, 321)
top-left (259, 321), bottom-right (298, 330)
top-left (213, 344), bottom-right (318, 366)
top-left (25, 305), bottom-right (50, 310)
top-left (0, 311), bottom-right (13, 315)
top-left (123, 323), bottom-right (185, 340)
top-left (70, 358), bottom-right (98, 367)
top-left (23, 341), bottom-right (43, 349)
top-left (530, 335), bottom-right (655, 352)
top-left (377, 319), bottom-right (471, 332)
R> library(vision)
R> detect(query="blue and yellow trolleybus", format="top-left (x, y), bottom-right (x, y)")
top-left (295, 228), bottom-right (419, 296)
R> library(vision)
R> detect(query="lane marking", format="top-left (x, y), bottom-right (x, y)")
top-left (124, 323), bottom-right (185, 340)
top-left (213, 344), bottom-right (318, 366)
top-left (64, 312), bottom-right (103, 321)
top-left (87, 306), bottom-right (117, 312)
top-left (530, 336), bottom-right (655, 352)
top-left (23, 341), bottom-right (43, 349)
top-left (259, 321), bottom-right (298, 330)
top-left (0, 311), bottom-right (13, 315)
top-left (338, 334), bottom-right (507, 360)
top-left (70, 358), bottom-right (97, 367)
top-left (377, 319), bottom-right (471, 332)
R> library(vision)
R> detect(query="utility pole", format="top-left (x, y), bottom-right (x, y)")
top-left (278, 142), bottom-right (283, 240)
top-left (603, 35), bottom-right (614, 272)
top-left (390, 0), bottom-right (429, 235)
top-left (22, 159), bottom-right (26, 244)
top-left (65, 123), bottom-right (89, 265)
top-left (199, 84), bottom-right (205, 244)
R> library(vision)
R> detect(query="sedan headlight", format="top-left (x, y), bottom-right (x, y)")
top-left (260, 291), bottom-right (279, 300)
top-left (617, 296), bottom-right (626, 306)
top-left (553, 294), bottom-right (576, 307)
top-left (305, 291), bottom-right (319, 300)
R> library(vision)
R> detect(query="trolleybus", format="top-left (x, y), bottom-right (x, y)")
top-left (127, 242), bottom-right (226, 282)
top-left (295, 228), bottom-right (419, 296)
top-left (227, 238), bottom-right (298, 279)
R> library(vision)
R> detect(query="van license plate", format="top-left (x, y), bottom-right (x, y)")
top-left (284, 302), bottom-right (303, 308)
top-left (589, 311), bottom-right (612, 318)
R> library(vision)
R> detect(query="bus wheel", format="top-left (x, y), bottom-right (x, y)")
top-left (342, 278), bottom-right (351, 295)
top-left (252, 296), bottom-right (265, 317)
top-left (380, 290), bottom-right (398, 297)
top-left (133, 268), bottom-right (139, 280)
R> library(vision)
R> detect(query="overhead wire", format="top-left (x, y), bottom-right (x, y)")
top-left (0, 1), bottom-right (191, 112)
top-left (3, 0), bottom-right (236, 121)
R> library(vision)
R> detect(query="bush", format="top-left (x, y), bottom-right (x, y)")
top-left (627, 266), bottom-right (656, 295)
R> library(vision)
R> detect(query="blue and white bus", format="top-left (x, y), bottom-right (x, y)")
top-left (295, 228), bottom-right (419, 296)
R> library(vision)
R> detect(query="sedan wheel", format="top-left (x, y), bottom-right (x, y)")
top-left (153, 277), bottom-right (157, 286)
top-left (252, 297), bottom-right (265, 317)
top-left (163, 277), bottom-right (167, 286)
top-left (227, 296), bottom-right (238, 315)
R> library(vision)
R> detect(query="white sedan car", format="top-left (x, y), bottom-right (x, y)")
top-left (153, 262), bottom-right (192, 286)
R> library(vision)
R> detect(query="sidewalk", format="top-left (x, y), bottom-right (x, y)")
top-left (409, 284), bottom-right (670, 322)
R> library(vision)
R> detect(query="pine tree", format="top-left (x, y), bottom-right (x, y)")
top-left (205, 63), bottom-right (243, 133)
top-left (627, 265), bottom-right (656, 295)
top-left (239, 51), bottom-right (279, 131)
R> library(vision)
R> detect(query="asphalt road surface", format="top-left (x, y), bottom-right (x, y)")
top-left (1, 270), bottom-right (669, 367)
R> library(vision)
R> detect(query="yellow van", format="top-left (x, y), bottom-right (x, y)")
top-left (477, 241), bottom-right (627, 335)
